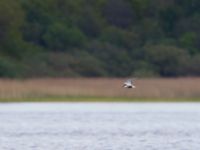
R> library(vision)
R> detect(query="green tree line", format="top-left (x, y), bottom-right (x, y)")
top-left (0, 0), bottom-right (200, 77)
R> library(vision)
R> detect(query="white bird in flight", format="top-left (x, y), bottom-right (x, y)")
top-left (123, 79), bottom-right (135, 89)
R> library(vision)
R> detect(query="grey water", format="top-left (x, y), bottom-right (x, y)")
top-left (0, 102), bottom-right (200, 150)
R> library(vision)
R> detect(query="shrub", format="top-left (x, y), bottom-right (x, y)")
top-left (144, 44), bottom-right (190, 76)
top-left (0, 56), bottom-right (19, 77)
top-left (43, 23), bottom-right (86, 51)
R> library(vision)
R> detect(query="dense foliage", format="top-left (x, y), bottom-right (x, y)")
top-left (0, 0), bottom-right (200, 77)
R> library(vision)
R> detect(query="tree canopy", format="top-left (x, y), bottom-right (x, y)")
top-left (0, 0), bottom-right (200, 77)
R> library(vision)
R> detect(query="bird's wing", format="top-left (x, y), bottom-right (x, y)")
top-left (124, 79), bottom-right (132, 85)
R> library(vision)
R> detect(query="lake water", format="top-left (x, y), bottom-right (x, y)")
top-left (0, 102), bottom-right (200, 150)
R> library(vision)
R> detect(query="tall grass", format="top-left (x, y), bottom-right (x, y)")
top-left (0, 78), bottom-right (199, 100)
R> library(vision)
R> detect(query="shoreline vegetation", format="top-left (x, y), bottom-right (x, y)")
top-left (1, 97), bottom-right (200, 103)
top-left (0, 78), bottom-right (200, 102)
top-left (1, 0), bottom-right (200, 78)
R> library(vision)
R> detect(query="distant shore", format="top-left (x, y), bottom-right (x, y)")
top-left (0, 78), bottom-right (200, 102)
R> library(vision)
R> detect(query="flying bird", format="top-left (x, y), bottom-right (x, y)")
top-left (123, 79), bottom-right (135, 89)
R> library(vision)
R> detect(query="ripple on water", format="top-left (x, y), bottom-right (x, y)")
top-left (0, 102), bottom-right (200, 150)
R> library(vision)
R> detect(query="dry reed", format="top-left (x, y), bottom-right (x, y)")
top-left (0, 77), bottom-right (199, 99)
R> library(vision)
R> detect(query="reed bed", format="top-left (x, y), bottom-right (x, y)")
top-left (0, 78), bottom-right (199, 100)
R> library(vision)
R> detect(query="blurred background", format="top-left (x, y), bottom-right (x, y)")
top-left (0, 0), bottom-right (200, 100)
top-left (1, 2), bottom-right (200, 149)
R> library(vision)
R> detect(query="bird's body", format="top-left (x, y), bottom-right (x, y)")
top-left (123, 79), bottom-right (135, 88)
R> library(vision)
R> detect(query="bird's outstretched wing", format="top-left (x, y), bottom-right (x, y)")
top-left (124, 79), bottom-right (132, 86)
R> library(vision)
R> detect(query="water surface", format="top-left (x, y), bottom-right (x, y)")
top-left (0, 102), bottom-right (200, 150)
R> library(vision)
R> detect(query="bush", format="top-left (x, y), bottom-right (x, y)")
top-left (87, 41), bottom-right (133, 76)
top-left (43, 23), bottom-right (87, 51)
top-left (100, 27), bottom-right (141, 49)
top-left (144, 44), bottom-right (190, 76)
top-left (132, 61), bottom-right (159, 77)
top-left (0, 57), bottom-right (19, 77)
top-left (69, 51), bottom-right (107, 77)
top-left (184, 54), bottom-right (200, 76)
top-left (179, 32), bottom-right (198, 54)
